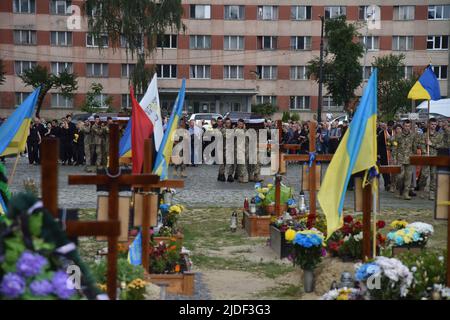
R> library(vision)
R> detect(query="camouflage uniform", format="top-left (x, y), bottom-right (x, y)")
top-left (388, 134), bottom-right (399, 192)
top-left (91, 123), bottom-right (104, 168)
top-left (102, 125), bottom-right (109, 167)
top-left (220, 128), bottom-right (236, 180)
top-left (247, 129), bottom-right (262, 182)
top-left (234, 128), bottom-right (248, 183)
top-left (391, 129), bottom-right (421, 199)
top-left (418, 130), bottom-right (445, 199)
top-left (82, 123), bottom-right (93, 170)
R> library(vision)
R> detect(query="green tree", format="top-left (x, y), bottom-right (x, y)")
top-left (307, 16), bottom-right (364, 111)
top-left (81, 83), bottom-right (113, 114)
top-left (372, 54), bottom-right (418, 121)
top-left (290, 113), bottom-right (300, 122)
top-left (251, 103), bottom-right (277, 116)
top-left (281, 111), bottom-right (291, 123)
top-left (19, 65), bottom-right (78, 117)
top-left (131, 56), bottom-right (155, 96)
top-left (0, 59), bottom-right (5, 85)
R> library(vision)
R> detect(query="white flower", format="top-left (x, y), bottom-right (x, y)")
top-left (321, 289), bottom-right (339, 300)
top-left (411, 266), bottom-right (417, 273)
top-left (408, 222), bottom-right (434, 236)
top-left (438, 256), bottom-right (444, 262)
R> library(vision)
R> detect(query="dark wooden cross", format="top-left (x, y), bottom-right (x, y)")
top-left (42, 124), bottom-right (160, 300)
top-left (410, 155), bottom-right (450, 286)
top-left (361, 165), bottom-right (401, 261)
top-left (274, 120), bottom-right (333, 218)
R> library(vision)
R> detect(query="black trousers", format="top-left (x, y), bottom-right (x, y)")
top-left (27, 140), bottom-right (40, 164)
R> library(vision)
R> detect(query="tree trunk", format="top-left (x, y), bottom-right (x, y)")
top-left (35, 87), bottom-right (49, 118)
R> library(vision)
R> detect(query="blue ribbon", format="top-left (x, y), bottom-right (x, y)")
top-left (368, 166), bottom-right (380, 179)
top-left (308, 152), bottom-right (316, 168)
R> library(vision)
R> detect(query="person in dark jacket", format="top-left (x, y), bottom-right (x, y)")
top-left (27, 119), bottom-right (41, 165)
top-left (73, 121), bottom-right (85, 166)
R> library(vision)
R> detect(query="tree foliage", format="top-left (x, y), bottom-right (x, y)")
top-left (251, 103), bottom-right (277, 116)
top-left (0, 59), bottom-right (5, 85)
top-left (307, 16), bottom-right (364, 112)
top-left (372, 54), bottom-right (418, 121)
top-left (131, 55), bottom-right (155, 95)
top-left (85, 0), bottom-right (185, 58)
top-left (81, 83), bottom-right (113, 114)
top-left (19, 65), bottom-right (78, 117)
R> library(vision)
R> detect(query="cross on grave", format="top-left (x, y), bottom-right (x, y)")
top-left (132, 138), bottom-right (184, 273)
top-left (274, 120), bottom-right (333, 219)
top-left (410, 154), bottom-right (450, 287)
top-left (361, 165), bottom-right (401, 261)
top-left (42, 124), bottom-right (160, 300)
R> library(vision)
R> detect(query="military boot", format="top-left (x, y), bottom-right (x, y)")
top-left (227, 175), bottom-right (234, 183)
top-left (217, 173), bottom-right (226, 182)
top-left (429, 192), bottom-right (435, 201)
top-left (402, 191), bottom-right (411, 200)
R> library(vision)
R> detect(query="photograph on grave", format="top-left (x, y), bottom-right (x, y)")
top-left (97, 195), bottom-right (131, 242)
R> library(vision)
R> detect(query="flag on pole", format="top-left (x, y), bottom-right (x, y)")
top-left (119, 75), bottom-right (163, 158)
top-left (131, 86), bottom-right (153, 174)
top-left (0, 87), bottom-right (40, 157)
top-left (153, 79), bottom-right (186, 180)
top-left (407, 65), bottom-right (441, 100)
top-left (318, 69), bottom-right (378, 239)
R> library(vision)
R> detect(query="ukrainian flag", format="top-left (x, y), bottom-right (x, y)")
top-left (119, 118), bottom-right (132, 158)
top-left (318, 69), bottom-right (378, 238)
top-left (408, 65), bottom-right (441, 100)
top-left (153, 79), bottom-right (186, 180)
top-left (0, 87), bottom-right (40, 157)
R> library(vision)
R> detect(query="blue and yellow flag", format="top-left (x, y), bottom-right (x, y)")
top-left (318, 69), bottom-right (378, 238)
top-left (0, 87), bottom-right (40, 157)
top-left (408, 65), bottom-right (441, 101)
top-left (128, 230), bottom-right (142, 265)
top-left (152, 79), bottom-right (186, 180)
top-left (119, 118), bottom-right (132, 158)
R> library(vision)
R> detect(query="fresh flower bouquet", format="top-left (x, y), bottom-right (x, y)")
top-left (0, 193), bottom-right (100, 300)
top-left (355, 256), bottom-right (413, 300)
top-left (321, 287), bottom-right (363, 300)
top-left (387, 221), bottom-right (433, 248)
top-left (327, 215), bottom-right (386, 261)
top-left (160, 204), bottom-right (184, 229)
top-left (286, 229), bottom-right (326, 270)
top-left (149, 239), bottom-right (190, 274)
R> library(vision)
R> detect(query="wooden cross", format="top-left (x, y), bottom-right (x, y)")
top-left (361, 165), bottom-right (401, 261)
top-left (410, 155), bottom-right (450, 286)
top-left (41, 124), bottom-right (160, 300)
top-left (275, 120), bottom-right (333, 218)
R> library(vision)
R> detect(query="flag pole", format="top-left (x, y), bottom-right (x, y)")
top-left (8, 153), bottom-right (20, 185)
top-left (372, 177), bottom-right (377, 259)
top-left (426, 99), bottom-right (430, 155)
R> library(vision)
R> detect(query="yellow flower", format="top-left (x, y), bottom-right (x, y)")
top-left (390, 220), bottom-right (408, 229)
top-left (393, 141), bottom-right (398, 146)
top-left (256, 188), bottom-right (263, 193)
top-left (258, 193), bottom-right (265, 200)
top-left (285, 229), bottom-right (296, 242)
top-left (267, 184), bottom-right (273, 189)
top-left (261, 188), bottom-right (269, 193)
top-left (169, 205), bottom-right (182, 214)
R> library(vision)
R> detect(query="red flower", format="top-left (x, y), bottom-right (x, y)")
top-left (328, 241), bottom-right (339, 252)
top-left (342, 225), bottom-right (353, 235)
top-left (376, 220), bottom-right (386, 229)
top-left (343, 215), bottom-right (353, 224)
top-left (354, 221), bottom-right (363, 229)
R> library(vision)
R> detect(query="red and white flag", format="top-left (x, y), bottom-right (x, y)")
top-left (131, 86), bottom-right (153, 174)
top-left (139, 74), bottom-right (163, 151)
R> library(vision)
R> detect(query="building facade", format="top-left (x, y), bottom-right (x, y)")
top-left (0, 0), bottom-right (449, 119)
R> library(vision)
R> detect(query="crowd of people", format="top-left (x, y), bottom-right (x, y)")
top-left (23, 114), bottom-right (113, 172)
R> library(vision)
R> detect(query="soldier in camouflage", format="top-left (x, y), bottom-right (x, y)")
top-left (81, 120), bottom-right (94, 172)
top-left (219, 117), bottom-right (236, 182)
top-left (91, 115), bottom-right (104, 170)
top-left (388, 124), bottom-right (403, 193)
top-left (391, 120), bottom-right (422, 200)
top-left (235, 119), bottom-right (248, 183)
top-left (418, 118), bottom-right (445, 200)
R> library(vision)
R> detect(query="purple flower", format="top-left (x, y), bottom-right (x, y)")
top-left (51, 271), bottom-right (75, 299)
top-left (30, 279), bottom-right (53, 296)
top-left (321, 247), bottom-right (327, 257)
top-left (16, 251), bottom-right (48, 277)
top-left (0, 273), bottom-right (26, 298)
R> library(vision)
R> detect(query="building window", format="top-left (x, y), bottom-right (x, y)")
top-left (86, 3), bottom-right (102, 17)
top-left (392, 36), bottom-right (414, 51)
top-left (362, 66), bottom-right (374, 80)
top-left (224, 65), bottom-right (243, 80)
top-left (224, 5), bottom-right (244, 20)
top-left (257, 36), bottom-right (277, 50)
top-left (13, 0), bottom-right (35, 14)
top-left (291, 6), bottom-right (311, 20)
top-left (224, 36), bottom-right (244, 50)
top-left (50, 31), bottom-right (72, 46)
top-left (157, 64), bottom-right (177, 79)
top-left (325, 6), bottom-right (346, 19)
top-left (190, 4), bottom-right (211, 19)
top-left (256, 66), bottom-right (277, 80)
top-left (323, 96), bottom-right (342, 111)
top-left (50, 0), bottom-right (71, 15)
top-left (393, 6), bottom-right (415, 20)
top-left (51, 62), bottom-right (73, 75)
top-left (256, 95), bottom-right (277, 105)
top-left (257, 6), bottom-right (278, 20)
top-left (120, 34), bottom-right (143, 49)
top-left (86, 34), bottom-right (109, 48)
top-left (14, 61), bottom-right (36, 75)
top-left (86, 63), bottom-right (109, 77)
top-left (290, 66), bottom-right (308, 80)
top-left (427, 36), bottom-right (449, 50)
top-left (13, 30), bottom-right (37, 45)
top-left (121, 93), bottom-right (143, 109)
top-left (51, 93), bottom-right (73, 108)
top-left (121, 64), bottom-right (135, 78)
top-left (401, 66), bottom-right (413, 79)
top-left (15, 92), bottom-right (31, 106)
top-left (92, 94), bottom-right (109, 108)
top-left (189, 35), bottom-right (211, 49)
top-left (428, 5), bottom-right (450, 20)
top-left (360, 36), bottom-right (379, 51)
top-left (190, 65), bottom-right (210, 79)
top-left (157, 35), bottom-right (177, 49)
top-left (290, 96), bottom-right (310, 110)
top-left (432, 65), bottom-right (448, 80)
top-left (290, 36), bottom-right (312, 50)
